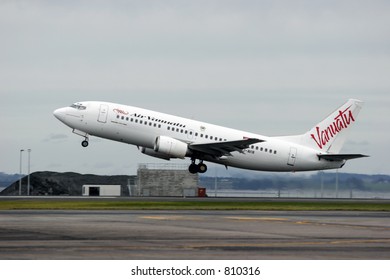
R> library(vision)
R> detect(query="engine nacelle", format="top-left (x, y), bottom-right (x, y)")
top-left (140, 147), bottom-right (171, 160)
top-left (154, 136), bottom-right (188, 159)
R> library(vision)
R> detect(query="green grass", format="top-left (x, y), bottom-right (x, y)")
top-left (0, 199), bottom-right (389, 211)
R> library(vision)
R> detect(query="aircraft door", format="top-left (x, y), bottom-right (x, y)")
top-left (97, 104), bottom-right (109, 123)
top-left (287, 147), bottom-right (297, 166)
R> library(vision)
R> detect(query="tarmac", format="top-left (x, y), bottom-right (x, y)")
top-left (0, 207), bottom-right (389, 259)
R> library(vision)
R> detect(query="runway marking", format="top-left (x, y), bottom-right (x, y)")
top-left (329, 239), bottom-right (390, 245)
top-left (225, 216), bottom-right (390, 231)
top-left (293, 220), bottom-right (390, 230)
top-left (224, 217), bottom-right (289, 222)
top-left (185, 239), bottom-right (390, 250)
top-left (139, 215), bottom-right (202, 221)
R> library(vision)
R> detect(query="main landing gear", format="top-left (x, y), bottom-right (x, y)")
top-left (188, 158), bottom-right (208, 174)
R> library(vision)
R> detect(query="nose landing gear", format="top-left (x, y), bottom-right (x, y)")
top-left (81, 135), bottom-right (89, 147)
top-left (72, 129), bottom-right (89, 148)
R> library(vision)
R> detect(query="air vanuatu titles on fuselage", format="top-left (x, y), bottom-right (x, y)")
top-left (113, 108), bottom-right (187, 128)
top-left (131, 112), bottom-right (187, 128)
top-left (311, 106), bottom-right (355, 149)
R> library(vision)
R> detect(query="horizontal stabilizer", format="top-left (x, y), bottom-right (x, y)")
top-left (318, 154), bottom-right (369, 161)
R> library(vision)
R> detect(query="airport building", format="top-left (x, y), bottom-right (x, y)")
top-left (135, 163), bottom-right (201, 197)
top-left (82, 185), bottom-right (121, 197)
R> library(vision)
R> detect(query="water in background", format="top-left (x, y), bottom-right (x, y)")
top-left (209, 189), bottom-right (390, 199)
top-left (201, 172), bottom-right (390, 199)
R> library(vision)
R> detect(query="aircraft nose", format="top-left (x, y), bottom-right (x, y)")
top-left (53, 108), bottom-right (66, 122)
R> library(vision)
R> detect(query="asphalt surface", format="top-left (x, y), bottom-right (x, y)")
top-left (0, 209), bottom-right (389, 259)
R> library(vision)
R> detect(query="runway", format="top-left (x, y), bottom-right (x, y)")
top-left (0, 209), bottom-right (389, 259)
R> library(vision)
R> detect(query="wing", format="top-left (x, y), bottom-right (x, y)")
top-left (318, 154), bottom-right (369, 161)
top-left (189, 138), bottom-right (265, 158)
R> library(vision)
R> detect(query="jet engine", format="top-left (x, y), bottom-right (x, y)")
top-left (153, 136), bottom-right (188, 159)
top-left (140, 147), bottom-right (171, 160)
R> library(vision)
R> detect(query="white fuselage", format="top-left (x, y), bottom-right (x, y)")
top-left (54, 101), bottom-right (344, 172)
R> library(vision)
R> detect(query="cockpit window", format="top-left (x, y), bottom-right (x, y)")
top-left (70, 103), bottom-right (86, 110)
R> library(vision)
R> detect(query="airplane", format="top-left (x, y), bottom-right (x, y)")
top-left (53, 99), bottom-right (368, 174)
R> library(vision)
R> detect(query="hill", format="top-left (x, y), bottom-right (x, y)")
top-left (0, 171), bottom-right (134, 196)
top-left (0, 172), bottom-right (22, 190)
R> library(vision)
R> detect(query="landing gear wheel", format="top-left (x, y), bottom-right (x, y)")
top-left (188, 160), bottom-right (208, 174)
top-left (188, 163), bottom-right (198, 174)
top-left (197, 163), bottom-right (207, 173)
top-left (81, 140), bottom-right (89, 147)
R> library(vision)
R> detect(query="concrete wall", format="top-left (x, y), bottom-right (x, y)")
top-left (138, 168), bottom-right (199, 197)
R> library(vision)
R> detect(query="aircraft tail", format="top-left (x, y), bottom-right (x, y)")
top-left (280, 99), bottom-right (364, 153)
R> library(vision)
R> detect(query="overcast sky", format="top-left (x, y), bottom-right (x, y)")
top-left (1, 0), bottom-right (389, 176)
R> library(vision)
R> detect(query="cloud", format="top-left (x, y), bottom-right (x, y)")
top-left (346, 140), bottom-right (370, 146)
top-left (1, 0), bottom-right (390, 93)
top-left (43, 133), bottom-right (69, 143)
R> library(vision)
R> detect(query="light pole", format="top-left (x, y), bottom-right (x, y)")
top-left (19, 149), bottom-right (24, 196)
top-left (335, 169), bottom-right (339, 198)
top-left (27, 149), bottom-right (31, 196)
top-left (320, 171), bottom-right (324, 198)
